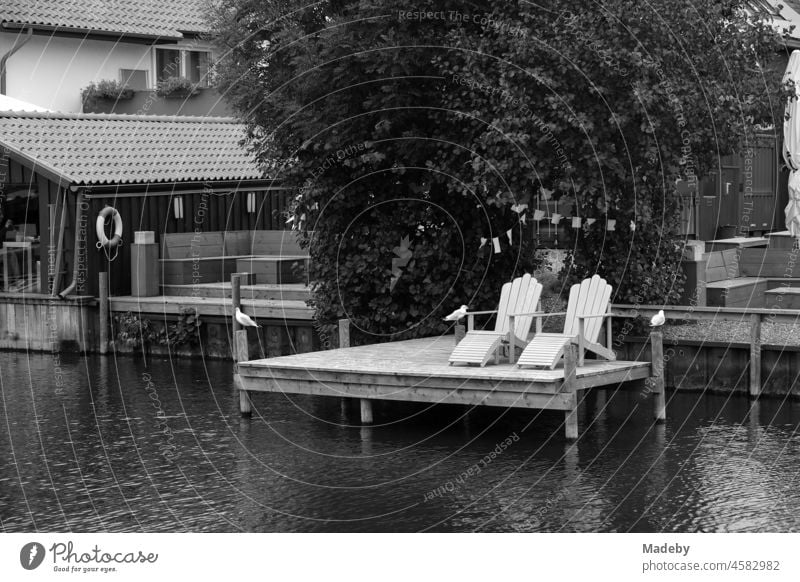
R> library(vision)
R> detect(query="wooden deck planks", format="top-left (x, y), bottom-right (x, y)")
top-left (238, 336), bottom-right (650, 388)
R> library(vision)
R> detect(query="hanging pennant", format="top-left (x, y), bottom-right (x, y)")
top-left (630, 220), bottom-right (636, 232)
top-left (533, 209), bottom-right (545, 221)
top-left (586, 218), bottom-right (596, 226)
top-left (479, 236), bottom-right (488, 249)
top-left (492, 237), bottom-right (501, 253)
top-left (520, 214), bottom-right (527, 225)
top-left (540, 187), bottom-right (554, 200)
top-left (506, 229), bottom-right (513, 244)
top-left (571, 217), bottom-right (582, 229)
top-left (551, 213), bottom-right (562, 225)
top-left (511, 203), bottom-right (528, 214)
top-left (607, 219), bottom-right (616, 231)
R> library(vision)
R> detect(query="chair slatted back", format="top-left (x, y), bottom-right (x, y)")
top-left (563, 275), bottom-right (612, 341)
top-left (495, 274), bottom-right (543, 343)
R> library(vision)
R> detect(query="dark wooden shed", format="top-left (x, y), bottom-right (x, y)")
top-left (0, 111), bottom-right (289, 297)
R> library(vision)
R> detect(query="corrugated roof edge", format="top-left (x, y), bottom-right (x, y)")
top-left (0, 111), bottom-right (241, 123)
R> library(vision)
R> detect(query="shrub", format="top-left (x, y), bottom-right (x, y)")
top-left (81, 79), bottom-right (134, 102)
top-left (156, 76), bottom-right (200, 98)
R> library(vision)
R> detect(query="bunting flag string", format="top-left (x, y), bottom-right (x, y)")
top-left (492, 237), bottom-right (501, 254)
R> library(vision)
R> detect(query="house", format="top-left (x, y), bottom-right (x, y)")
top-left (0, 110), bottom-right (290, 297)
top-left (0, 0), bottom-right (231, 116)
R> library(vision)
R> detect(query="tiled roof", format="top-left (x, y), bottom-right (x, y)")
top-left (0, 0), bottom-right (211, 39)
top-left (0, 112), bottom-right (266, 186)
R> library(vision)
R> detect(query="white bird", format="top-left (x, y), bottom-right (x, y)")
top-left (235, 307), bottom-right (261, 328)
top-left (443, 305), bottom-right (469, 322)
top-left (649, 310), bottom-right (665, 327)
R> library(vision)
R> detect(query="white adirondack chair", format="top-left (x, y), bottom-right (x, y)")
top-left (449, 274), bottom-right (543, 367)
top-left (516, 274), bottom-right (615, 369)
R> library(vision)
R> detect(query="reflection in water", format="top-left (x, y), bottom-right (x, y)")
top-left (2, 352), bottom-right (800, 532)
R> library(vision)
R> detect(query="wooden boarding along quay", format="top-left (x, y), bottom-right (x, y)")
top-left (234, 320), bottom-right (667, 439)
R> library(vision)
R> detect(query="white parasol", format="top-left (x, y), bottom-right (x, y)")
top-left (783, 50), bottom-right (800, 236)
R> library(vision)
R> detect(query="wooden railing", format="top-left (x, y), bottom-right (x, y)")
top-left (610, 303), bottom-right (800, 398)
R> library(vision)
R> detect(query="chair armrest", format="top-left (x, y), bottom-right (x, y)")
top-left (509, 310), bottom-right (549, 317)
top-left (576, 312), bottom-right (613, 320)
top-left (465, 309), bottom-right (498, 316)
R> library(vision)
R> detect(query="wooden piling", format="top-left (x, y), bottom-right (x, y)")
top-left (338, 319), bottom-right (359, 415)
top-left (360, 398), bottom-right (374, 424)
top-left (650, 331), bottom-right (666, 422)
top-left (749, 313), bottom-right (762, 399)
top-left (234, 329), bottom-right (251, 416)
top-left (563, 344), bottom-right (579, 439)
top-left (98, 272), bottom-right (109, 355)
top-left (231, 273), bottom-right (241, 333)
top-left (338, 318), bottom-right (350, 348)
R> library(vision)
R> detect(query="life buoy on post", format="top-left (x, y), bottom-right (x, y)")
top-left (96, 206), bottom-right (123, 249)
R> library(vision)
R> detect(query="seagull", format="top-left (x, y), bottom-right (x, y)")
top-left (649, 310), bottom-right (665, 327)
top-left (443, 305), bottom-right (469, 322)
top-left (235, 307), bottom-right (261, 328)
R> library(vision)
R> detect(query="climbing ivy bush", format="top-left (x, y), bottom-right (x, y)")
top-left (210, 0), bottom-right (785, 328)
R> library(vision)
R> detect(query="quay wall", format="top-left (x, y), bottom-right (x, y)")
top-left (620, 337), bottom-right (800, 398)
top-left (0, 295), bottom-right (317, 359)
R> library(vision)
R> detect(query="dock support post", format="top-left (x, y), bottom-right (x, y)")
top-left (650, 331), bottom-right (666, 422)
top-left (338, 319), bottom-right (351, 412)
top-left (564, 344), bottom-right (579, 440)
top-left (231, 274), bottom-right (241, 334)
top-left (235, 329), bottom-right (251, 416)
top-left (749, 313), bottom-right (762, 399)
top-left (360, 398), bottom-right (374, 424)
top-left (98, 271), bottom-right (109, 355)
top-left (338, 318), bottom-right (350, 348)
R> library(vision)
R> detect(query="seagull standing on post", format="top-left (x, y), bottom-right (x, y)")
top-left (235, 307), bottom-right (261, 328)
top-left (650, 309), bottom-right (665, 327)
top-left (443, 305), bottom-right (469, 322)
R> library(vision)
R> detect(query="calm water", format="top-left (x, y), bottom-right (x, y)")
top-left (2, 350), bottom-right (800, 532)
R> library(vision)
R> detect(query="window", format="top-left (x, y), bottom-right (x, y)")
top-left (156, 48), bottom-right (182, 83)
top-left (186, 51), bottom-right (210, 86)
top-left (119, 69), bottom-right (148, 91)
top-left (154, 47), bottom-right (212, 88)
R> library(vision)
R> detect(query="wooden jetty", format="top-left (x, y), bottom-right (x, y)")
top-left (234, 325), bottom-right (666, 439)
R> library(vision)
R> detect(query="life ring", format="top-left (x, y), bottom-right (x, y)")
top-left (96, 206), bottom-right (123, 249)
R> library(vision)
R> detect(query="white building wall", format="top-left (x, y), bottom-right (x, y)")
top-left (0, 34), bottom-right (153, 113)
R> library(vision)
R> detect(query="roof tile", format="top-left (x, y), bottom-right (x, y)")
top-left (0, 0), bottom-right (211, 38)
top-left (0, 112), bottom-right (266, 186)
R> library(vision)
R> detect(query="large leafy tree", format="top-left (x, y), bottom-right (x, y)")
top-left (209, 0), bottom-right (785, 340)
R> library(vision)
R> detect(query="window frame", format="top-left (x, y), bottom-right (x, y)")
top-left (152, 46), bottom-right (213, 89)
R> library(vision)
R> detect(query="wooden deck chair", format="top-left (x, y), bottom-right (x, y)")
top-left (449, 274), bottom-right (543, 367)
top-left (516, 274), bottom-right (615, 369)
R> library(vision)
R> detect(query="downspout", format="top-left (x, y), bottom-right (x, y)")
top-left (1, 27), bottom-right (33, 95)
top-left (57, 190), bottom-right (85, 299)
